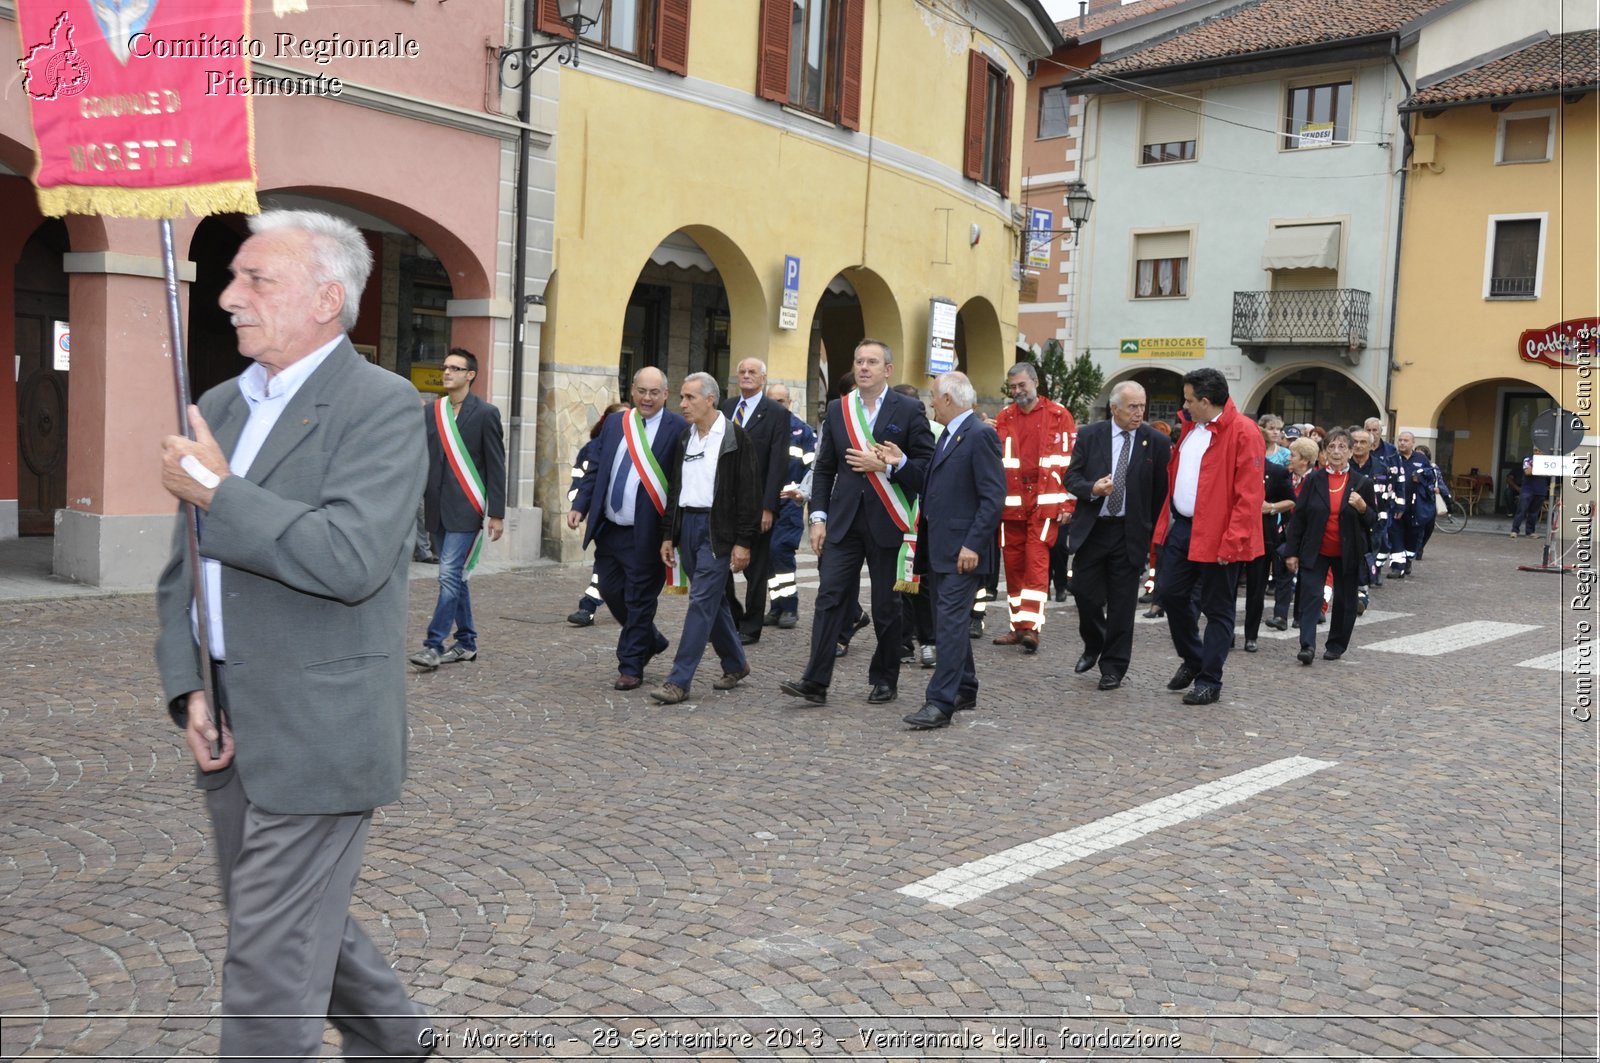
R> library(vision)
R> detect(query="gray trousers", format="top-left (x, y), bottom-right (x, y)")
top-left (206, 770), bottom-right (428, 1061)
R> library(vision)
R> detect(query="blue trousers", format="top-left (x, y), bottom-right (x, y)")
top-left (1513, 486), bottom-right (1548, 535)
top-left (595, 521), bottom-right (669, 678)
top-left (1156, 517), bottom-right (1240, 692)
top-left (922, 570), bottom-right (980, 711)
top-left (666, 513), bottom-right (747, 689)
top-left (423, 530), bottom-right (478, 651)
top-left (768, 501), bottom-right (804, 616)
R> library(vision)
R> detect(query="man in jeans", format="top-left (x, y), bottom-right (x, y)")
top-left (411, 348), bottom-right (506, 668)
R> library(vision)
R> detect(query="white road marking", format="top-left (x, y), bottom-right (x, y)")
top-left (1364, 621), bottom-right (1540, 657)
top-left (1516, 648), bottom-right (1590, 672)
top-left (1251, 609), bottom-right (1412, 639)
top-left (897, 755), bottom-right (1337, 908)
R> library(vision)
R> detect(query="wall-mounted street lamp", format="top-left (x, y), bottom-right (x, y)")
top-left (1062, 179), bottom-right (1095, 243)
top-left (498, 0), bottom-right (604, 88)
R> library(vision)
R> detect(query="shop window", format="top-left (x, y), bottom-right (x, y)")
top-left (1484, 215), bottom-right (1545, 299)
top-left (1496, 111), bottom-right (1554, 164)
top-left (755, 0), bottom-right (864, 129)
top-left (1132, 230), bottom-right (1191, 299)
top-left (1038, 85), bottom-right (1070, 139)
top-left (1140, 95), bottom-right (1197, 164)
top-left (964, 51), bottom-right (1013, 194)
top-left (539, 0), bottom-right (690, 74)
top-left (1283, 78), bottom-right (1351, 149)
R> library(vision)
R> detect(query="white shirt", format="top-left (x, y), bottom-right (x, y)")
top-left (678, 413), bottom-right (726, 509)
top-left (199, 336), bottom-right (342, 659)
top-left (604, 407), bottom-right (665, 526)
top-left (1171, 414), bottom-right (1217, 518)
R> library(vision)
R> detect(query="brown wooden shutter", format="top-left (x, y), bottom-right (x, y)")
top-left (963, 50), bottom-right (987, 181)
top-left (756, 0), bottom-right (791, 103)
top-left (997, 72), bottom-right (1014, 195)
top-left (838, 0), bottom-right (865, 130)
top-left (537, 0), bottom-right (574, 39)
top-left (655, 0), bottom-right (691, 75)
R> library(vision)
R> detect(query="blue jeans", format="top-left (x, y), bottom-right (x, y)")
top-left (665, 513), bottom-right (746, 689)
top-left (424, 531), bottom-right (478, 651)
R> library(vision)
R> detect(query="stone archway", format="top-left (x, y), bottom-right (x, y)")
top-left (1244, 363), bottom-right (1382, 429)
top-left (805, 266), bottom-right (903, 418)
top-left (954, 295), bottom-right (1004, 394)
top-left (1431, 376), bottom-right (1559, 507)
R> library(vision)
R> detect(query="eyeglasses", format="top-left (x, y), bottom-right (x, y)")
top-left (441, 364), bottom-right (471, 373)
top-left (633, 387), bottom-right (666, 398)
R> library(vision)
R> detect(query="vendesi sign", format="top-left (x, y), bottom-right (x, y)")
top-left (1119, 337), bottom-right (1206, 359)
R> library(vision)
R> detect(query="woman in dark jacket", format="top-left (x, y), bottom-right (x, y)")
top-left (1241, 424), bottom-right (1296, 651)
top-left (1283, 427), bottom-right (1377, 665)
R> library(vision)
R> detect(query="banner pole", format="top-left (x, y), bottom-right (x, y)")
top-left (159, 218), bottom-right (220, 757)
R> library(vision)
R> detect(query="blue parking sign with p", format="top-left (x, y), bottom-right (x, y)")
top-left (783, 255), bottom-right (800, 309)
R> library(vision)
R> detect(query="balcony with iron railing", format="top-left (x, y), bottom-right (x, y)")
top-left (1231, 288), bottom-right (1371, 363)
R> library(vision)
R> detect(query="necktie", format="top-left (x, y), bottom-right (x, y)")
top-left (935, 429), bottom-right (950, 461)
top-left (1107, 430), bottom-right (1130, 516)
top-left (734, 400), bottom-right (747, 426)
top-left (609, 426), bottom-right (635, 514)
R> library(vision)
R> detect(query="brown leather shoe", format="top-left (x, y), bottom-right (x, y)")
top-left (1019, 629), bottom-right (1040, 654)
top-left (614, 674), bottom-right (643, 691)
top-left (992, 630), bottom-right (1024, 646)
top-left (712, 665), bottom-right (750, 690)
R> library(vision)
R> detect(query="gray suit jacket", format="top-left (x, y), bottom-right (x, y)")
top-left (155, 340), bottom-right (427, 815)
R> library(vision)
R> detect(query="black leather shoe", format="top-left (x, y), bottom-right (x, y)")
top-left (1074, 653), bottom-right (1098, 674)
top-left (1297, 645), bottom-right (1315, 665)
top-left (1097, 673), bottom-right (1123, 691)
top-left (835, 642), bottom-right (849, 657)
top-left (777, 613), bottom-right (798, 629)
top-left (867, 683), bottom-right (898, 704)
top-left (903, 703), bottom-right (952, 729)
top-left (779, 678), bottom-right (827, 704)
top-left (1053, 589), bottom-right (1068, 602)
top-left (968, 616), bottom-right (984, 640)
top-left (739, 632), bottom-right (760, 646)
top-left (1264, 616), bottom-right (1288, 631)
top-left (1243, 639), bottom-right (1258, 653)
top-left (849, 612), bottom-right (872, 636)
top-left (1323, 649), bottom-right (1343, 661)
top-left (567, 610), bottom-right (595, 627)
top-left (953, 692), bottom-right (977, 713)
top-left (1166, 663), bottom-right (1198, 690)
top-left (1182, 685), bottom-right (1220, 706)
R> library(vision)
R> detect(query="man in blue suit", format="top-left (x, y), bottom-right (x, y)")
top-left (568, 366), bottom-right (688, 690)
top-left (896, 372), bottom-right (1005, 730)
top-left (779, 339), bottom-right (935, 706)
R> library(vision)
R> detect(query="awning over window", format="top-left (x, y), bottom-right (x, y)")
top-left (1261, 224), bottom-right (1340, 270)
top-left (648, 233), bottom-right (715, 273)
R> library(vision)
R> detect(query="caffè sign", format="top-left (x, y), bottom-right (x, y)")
top-left (1518, 317), bottom-right (1597, 369)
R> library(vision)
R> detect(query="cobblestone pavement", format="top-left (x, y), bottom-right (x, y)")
top-left (1, 531), bottom-right (1595, 1060)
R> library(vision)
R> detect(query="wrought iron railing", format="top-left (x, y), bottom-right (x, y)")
top-left (1231, 288), bottom-right (1371, 348)
top-left (1488, 276), bottom-right (1536, 298)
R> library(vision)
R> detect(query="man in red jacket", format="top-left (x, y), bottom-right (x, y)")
top-left (1152, 367), bottom-right (1265, 706)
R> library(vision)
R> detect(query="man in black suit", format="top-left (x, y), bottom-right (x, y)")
top-left (411, 348), bottom-right (506, 668)
top-left (779, 339), bottom-right (934, 706)
top-left (1063, 382), bottom-right (1171, 690)
top-left (721, 357), bottom-right (790, 645)
top-left (568, 367), bottom-right (688, 691)
top-left (896, 372), bottom-right (1005, 729)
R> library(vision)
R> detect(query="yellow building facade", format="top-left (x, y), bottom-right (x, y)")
top-left (534, 0), bottom-right (1059, 557)
top-left (1393, 31), bottom-right (1597, 515)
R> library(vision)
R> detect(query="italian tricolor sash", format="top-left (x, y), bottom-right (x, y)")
top-left (621, 410), bottom-right (686, 592)
top-left (436, 398), bottom-right (487, 575)
top-left (842, 390), bottom-right (919, 592)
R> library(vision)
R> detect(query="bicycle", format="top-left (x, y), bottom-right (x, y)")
top-left (1433, 496), bottom-right (1469, 534)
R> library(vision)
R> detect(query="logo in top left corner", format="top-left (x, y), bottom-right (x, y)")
top-left (21, 13), bottom-right (92, 101)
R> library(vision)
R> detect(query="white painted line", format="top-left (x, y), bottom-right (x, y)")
top-left (1364, 621), bottom-right (1540, 657)
top-left (1516, 648), bottom-right (1590, 673)
top-left (1250, 609), bottom-right (1413, 640)
top-left (897, 755), bottom-right (1337, 908)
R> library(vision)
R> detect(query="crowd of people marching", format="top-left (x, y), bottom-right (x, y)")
top-left (543, 350), bottom-right (1469, 720)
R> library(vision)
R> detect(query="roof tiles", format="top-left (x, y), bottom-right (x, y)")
top-left (1406, 29), bottom-right (1600, 108)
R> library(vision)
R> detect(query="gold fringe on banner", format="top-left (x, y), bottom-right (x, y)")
top-left (34, 181), bottom-right (260, 220)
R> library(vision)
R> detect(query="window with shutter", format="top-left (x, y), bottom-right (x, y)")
top-left (536, 0), bottom-right (574, 39)
top-left (964, 51), bottom-right (1011, 195)
top-left (756, 0), bottom-right (791, 103)
top-left (1140, 96), bottom-right (1198, 164)
top-left (1487, 217), bottom-right (1543, 298)
top-left (654, 0), bottom-right (690, 74)
top-left (576, 0), bottom-right (648, 62)
top-left (1496, 112), bottom-right (1553, 164)
top-left (753, 0), bottom-right (863, 129)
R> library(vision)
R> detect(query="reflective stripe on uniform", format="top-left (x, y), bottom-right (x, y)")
top-left (1035, 492), bottom-right (1068, 505)
top-left (584, 574), bottom-right (604, 602)
top-left (1004, 495), bottom-right (1024, 507)
top-left (1039, 517), bottom-right (1053, 543)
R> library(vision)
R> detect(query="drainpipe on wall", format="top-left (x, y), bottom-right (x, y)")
top-left (505, 0), bottom-right (536, 507)
top-left (1382, 36), bottom-right (1414, 426)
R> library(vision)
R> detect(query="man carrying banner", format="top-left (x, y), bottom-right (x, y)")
top-left (411, 347), bottom-right (506, 669)
top-left (778, 339), bottom-right (934, 707)
top-left (568, 367), bottom-right (689, 690)
top-left (156, 210), bottom-right (433, 1059)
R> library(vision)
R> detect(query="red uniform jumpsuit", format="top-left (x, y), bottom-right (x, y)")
top-left (995, 397), bottom-right (1076, 633)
